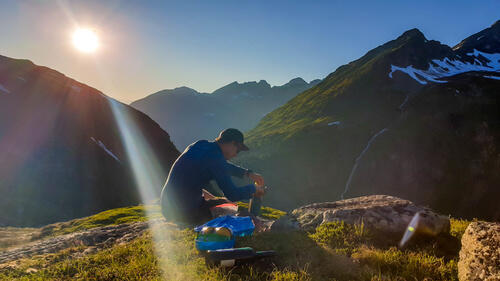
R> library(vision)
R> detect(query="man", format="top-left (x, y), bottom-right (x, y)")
top-left (160, 128), bottom-right (266, 225)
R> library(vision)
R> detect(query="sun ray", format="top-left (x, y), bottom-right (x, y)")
top-left (90, 58), bottom-right (174, 279)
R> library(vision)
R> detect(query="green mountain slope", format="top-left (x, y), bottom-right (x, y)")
top-left (246, 29), bottom-right (452, 144)
top-left (238, 21), bottom-right (500, 221)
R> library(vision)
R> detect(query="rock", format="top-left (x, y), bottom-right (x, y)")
top-left (269, 215), bottom-right (300, 232)
top-left (25, 267), bottom-right (38, 273)
top-left (458, 221), bottom-right (500, 281)
top-left (118, 233), bottom-right (134, 243)
top-left (83, 247), bottom-right (98, 255)
top-left (290, 195), bottom-right (450, 239)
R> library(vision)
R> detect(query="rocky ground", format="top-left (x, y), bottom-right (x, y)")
top-left (0, 220), bottom-right (162, 270)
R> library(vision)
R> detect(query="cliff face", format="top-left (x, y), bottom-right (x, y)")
top-left (0, 55), bottom-right (180, 226)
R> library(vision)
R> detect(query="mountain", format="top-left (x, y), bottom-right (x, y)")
top-left (131, 78), bottom-right (320, 150)
top-left (238, 20), bottom-right (500, 221)
top-left (0, 55), bottom-right (180, 226)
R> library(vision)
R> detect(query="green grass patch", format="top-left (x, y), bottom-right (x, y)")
top-left (309, 221), bottom-right (371, 255)
top-left (353, 247), bottom-right (458, 281)
top-left (237, 202), bottom-right (286, 220)
top-left (237, 230), bottom-right (361, 280)
top-left (36, 203), bottom-right (285, 239)
top-left (0, 228), bottom-right (318, 281)
top-left (36, 205), bottom-right (162, 238)
top-left (449, 218), bottom-right (471, 240)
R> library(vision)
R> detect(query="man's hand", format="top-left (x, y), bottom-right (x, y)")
top-left (202, 189), bottom-right (216, 200)
top-left (248, 172), bottom-right (265, 187)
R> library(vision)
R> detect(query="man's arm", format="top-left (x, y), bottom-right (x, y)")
top-left (225, 161), bottom-right (251, 178)
top-left (209, 159), bottom-right (256, 202)
top-left (226, 161), bottom-right (265, 187)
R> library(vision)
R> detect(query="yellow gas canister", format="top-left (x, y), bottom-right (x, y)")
top-left (214, 227), bottom-right (232, 238)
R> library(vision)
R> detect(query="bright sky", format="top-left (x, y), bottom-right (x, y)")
top-left (1, 0), bottom-right (499, 103)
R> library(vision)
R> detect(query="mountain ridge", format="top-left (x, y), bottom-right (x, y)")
top-left (131, 76), bottom-right (321, 150)
top-left (135, 76), bottom-right (318, 99)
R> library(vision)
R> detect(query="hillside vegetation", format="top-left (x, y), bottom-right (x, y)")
top-left (0, 205), bottom-right (471, 281)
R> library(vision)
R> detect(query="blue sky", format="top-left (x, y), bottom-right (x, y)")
top-left (1, 0), bottom-right (499, 103)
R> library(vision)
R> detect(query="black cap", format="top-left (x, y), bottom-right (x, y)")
top-left (217, 128), bottom-right (249, 151)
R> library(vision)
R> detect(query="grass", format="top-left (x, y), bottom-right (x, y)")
top-left (449, 218), bottom-right (472, 240)
top-left (237, 202), bottom-right (287, 220)
top-left (33, 205), bottom-right (163, 239)
top-left (0, 206), bottom-right (473, 281)
top-left (353, 247), bottom-right (458, 281)
top-left (34, 203), bottom-right (285, 239)
top-left (0, 229), bottom-right (315, 281)
top-left (309, 221), bottom-right (371, 255)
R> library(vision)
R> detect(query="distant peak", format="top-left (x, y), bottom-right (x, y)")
top-left (237, 80), bottom-right (271, 88)
top-left (174, 86), bottom-right (197, 91)
top-left (287, 77), bottom-right (307, 85)
top-left (156, 86), bottom-right (199, 96)
top-left (173, 86), bottom-right (199, 93)
top-left (258, 79), bottom-right (270, 86)
top-left (309, 79), bottom-right (322, 85)
top-left (397, 28), bottom-right (427, 42)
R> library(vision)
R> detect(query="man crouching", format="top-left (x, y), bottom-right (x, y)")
top-left (160, 128), bottom-right (266, 225)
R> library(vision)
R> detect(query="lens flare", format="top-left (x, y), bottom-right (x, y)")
top-left (399, 212), bottom-right (421, 247)
top-left (72, 28), bottom-right (99, 53)
top-left (107, 98), bottom-right (175, 279)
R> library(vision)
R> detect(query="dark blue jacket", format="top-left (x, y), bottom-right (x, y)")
top-left (160, 140), bottom-right (256, 215)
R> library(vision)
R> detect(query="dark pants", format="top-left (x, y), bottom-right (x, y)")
top-left (162, 198), bottom-right (230, 226)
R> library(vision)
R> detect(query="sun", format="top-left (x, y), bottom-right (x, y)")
top-left (72, 28), bottom-right (99, 53)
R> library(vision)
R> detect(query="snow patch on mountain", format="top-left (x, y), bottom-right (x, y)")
top-left (0, 84), bottom-right (10, 94)
top-left (389, 65), bottom-right (445, 84)
top-left (91, 137), bottom-right (121, 163)
top-left (484, 75), bottom-right (500, 80)
top-left (17, 76), bottom-right (27, 82)
top-left (389, 49), bottom-right (500, 84)
top-left (328, 121), bottom-right (341, 126)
